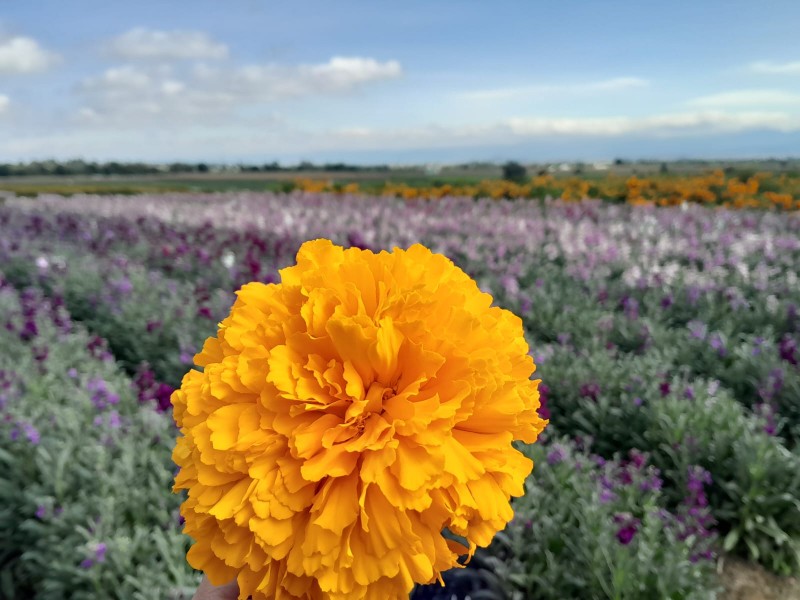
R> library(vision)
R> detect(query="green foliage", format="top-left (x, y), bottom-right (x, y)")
top-left (0, 288), bottom-right (197, 598)
top-left (642, 391), bottom-right (800, 575)
top-left (1, 253), bottom-right (230, 386)
top-left (487, 440), bottom-right (718, 600)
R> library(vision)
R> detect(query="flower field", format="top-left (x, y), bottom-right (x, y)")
top-left (1, 191), bottom-right (799, 599)
top-left (293, 169), bottom-right (800, 210)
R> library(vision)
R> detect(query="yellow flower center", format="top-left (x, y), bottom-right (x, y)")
top-left (348, 381), bottom-right (395, 433)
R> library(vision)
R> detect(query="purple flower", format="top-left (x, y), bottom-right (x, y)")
top-left (546, 446), bottom-right (566, 466)
top-left (613, 513), bottom-right (640, 545)
top-left (154, 382), bottom-right (176, 412)
top-left (633, 396), bottom-right (643, 407)
top-left (779, 336), bottom-right (798, 366)
top-left (67, 368), bottom-right (78, 378)
top-left (346, 231), bottom-right (370, 250)
top-left (598, 489), bottom-right (616, 504)
top-left (621, 296), bottom-right (639, 320)
top-left (111, 277), bottom-right (133, 295)
top-left (616, 524), bottom-right (638, 545)
top-left (35, 505), bottom-right (47, 519)
top-left (755, 402), bottom-right (777, 436)
top-left (579, 382), bottom-right (601, 402)
top-left (179, 347), bottom-right (195, 365)
top-left (686, 465), bottom-right (712, 507)
top-left (659, 381), bottom-right (671, 397)
top-left (19, 320), bottom-right (38, 341)
top-left (501, 275), bottom-right (520, 296)
top-left (628, 450), bottom-right (646, 470)
top-left (80, 558), bottom-right (94, 569)
top-left (86, 336), bottom-right (107, 357)
top-left (95, 543), bottom-right (107, 563)
top-left (640, 472), bottom-right (663, 492)
top-left (708, 333), bottom-right (726, 356)
top-left (758, 369), bottom-right (784, 402)
top-left (23, 422), bottom-right (40, 445)
top-left (108, 411), bottom-right (121, 429)
top-left (537, 384), bottom-right (550, 420)
top-left (618, 470), bottom-right (633, 485)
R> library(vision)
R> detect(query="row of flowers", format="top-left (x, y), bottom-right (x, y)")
top-left (1, 193), bottom-right (799, 597)
top-left (287, 170), bottom-right (800, 210)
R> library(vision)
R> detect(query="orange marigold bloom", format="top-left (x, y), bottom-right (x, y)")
top-left (172, 239), bottom-right (548, 600)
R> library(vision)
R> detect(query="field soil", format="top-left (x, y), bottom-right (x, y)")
top-left (721, 557), bottom-right (800, 600)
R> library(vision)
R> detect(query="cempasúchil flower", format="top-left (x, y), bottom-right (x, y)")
top-left (172, 239), bottom-right (548, 599)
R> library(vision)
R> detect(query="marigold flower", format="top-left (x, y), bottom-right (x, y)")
top-left (172, 239), bottom-right (547, 600)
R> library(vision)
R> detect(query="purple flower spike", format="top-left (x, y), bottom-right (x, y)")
top-left (779, 336), bottom-right (798, 366)
top-left (95, 543), bottom-right (107, 563)
top-left (598, 489), bottom-right (616, 504)
top-left (616, 524), bottom-right (638, 545)
top-left (546, 445), bottom-right (566, 466)
top-left (23, 422), bottom-right (40, 445)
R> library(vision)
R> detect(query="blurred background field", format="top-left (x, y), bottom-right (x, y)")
top-left (2, 158), bottom-right (800, 210)
top-left (3, 0), bottom-right (800, 597)
top-left (2, 190), bottom-right (800, 599)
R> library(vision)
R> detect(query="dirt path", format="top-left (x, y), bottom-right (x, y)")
top-left (720, 556), bottom-right (800, 600)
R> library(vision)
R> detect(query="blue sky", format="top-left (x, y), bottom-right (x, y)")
top-left (1, 0), bottom-right (800, 164)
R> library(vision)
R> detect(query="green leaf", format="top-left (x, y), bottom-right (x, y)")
top-left (723, 529), bottom-right (740, 552)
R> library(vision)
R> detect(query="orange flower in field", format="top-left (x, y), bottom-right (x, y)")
top-left (172, 239), bottom-right (548, 600)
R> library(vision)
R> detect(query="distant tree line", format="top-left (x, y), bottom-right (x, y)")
top-left (0, 159), bottom-right (392, 177)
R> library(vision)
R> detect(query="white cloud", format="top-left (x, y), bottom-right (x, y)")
top-left (75, 56), bottom-right (402, 125)
top-left (320, 110), bottom-right (800, 152)
top-left (0, 94), bottom-right (9, 113)
top-left (196, 56), bottom-right (403, 98)
top-left (81, 65), bottom-right (154, 90)
top-left (76, 65), bottom-right (238, 125)
top-left (309, 57), bottom-right (403, 86)
top-left (506, 111), bottom-right (799, 137)
top-left (460, 77), bottom-right (648, 101)
top-left (0, 36), bottom-right (60, 74)
top-left (3, 107), bottom-right (800, 161)
top-left (687, 89), bottom-right (800, 108)
top-left (748, 60), bottom-right (800, 75)
top-left (107, 27), bottom-right (229, 61)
